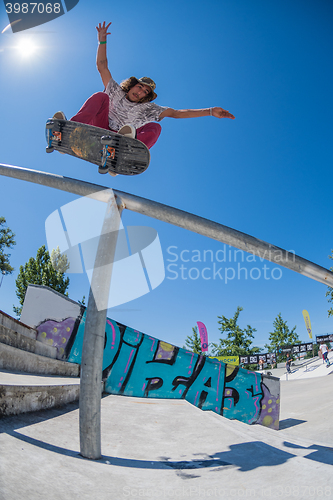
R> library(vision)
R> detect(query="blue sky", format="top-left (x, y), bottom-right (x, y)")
top-left (0, 0), bottom-right (332, 350)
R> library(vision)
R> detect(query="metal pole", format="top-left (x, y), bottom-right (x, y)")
top-left (0, 271), bottom-right (5, 288)
top-left (79, 190), bottom-right (124, 459)
top-left (1, 164), bottom-right (333, 287)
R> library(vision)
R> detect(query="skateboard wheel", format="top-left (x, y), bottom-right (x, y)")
top-left (101, 136), bottom-right (114, 145)
top-left (98, 165), bottom-right (109, 174)
top-left (46, 147), bottom-right (54, 153)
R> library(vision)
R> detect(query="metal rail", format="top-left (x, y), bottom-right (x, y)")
top-left (1, 163), bottom-right (333, 287)
top-left (2, 161), bottom-right (332, 459)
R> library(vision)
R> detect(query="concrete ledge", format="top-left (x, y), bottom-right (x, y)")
top-left (0, 343), bottom-right (80, 377)
top-left (0, 324), bottom-right (57, 359)
top-left (0, 310), bottom-right (37, 340)
top-left (0, 384), bottom-right (80, 416)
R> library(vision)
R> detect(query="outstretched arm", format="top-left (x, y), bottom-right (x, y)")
top-left (96, 21), bottom-right (112, 88)
top-left (159, 107), bottom-right (235, 120)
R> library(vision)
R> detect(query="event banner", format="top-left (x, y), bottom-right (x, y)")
top-left (240, 342), bottom-right (314, 365)
top-left (277, 343), bottom-right (313, 356)
top-left (291, 342), bottom-right (313, 354)
top-left (302, 309), bottom-right (313, 339)
top-left (316, 334), bottom-right (333, 344)
top-left (239, 352), bottom-right (276, 366)
top-left (209, 356), bottom-right (239, 366)
top-left (197, 321), bottom-right (209, 352)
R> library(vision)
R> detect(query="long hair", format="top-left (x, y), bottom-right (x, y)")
top-left (120, 77), bottom-right (156, 103)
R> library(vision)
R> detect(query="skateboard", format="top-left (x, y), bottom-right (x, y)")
top-left (45, 119), bottom-right (150, 176)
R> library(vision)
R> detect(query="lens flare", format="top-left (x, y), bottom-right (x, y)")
top-left (16, 38), bottom-right (37, 57)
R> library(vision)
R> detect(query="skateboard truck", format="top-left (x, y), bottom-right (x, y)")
top-left (100, 136), bottom-right (116, 169)
top-left (45, 119), bottom-right (62, 153)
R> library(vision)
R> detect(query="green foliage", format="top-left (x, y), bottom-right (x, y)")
top-left (326, 251), bottom-right (333, 317)
top-left (211, 306), bottom-right (260, 357)
top-left (14, 245), bottom-right (70, 317)
top-left (264, 313), bottom-right (300, 361)
top-left (184, 326), bottom-right (207, 355)
top-left (0, 217), bottom-right (16, 275)
top-left (50, 246), bottom-right (70, 273)
top-left (78, 295), bottom-right (86, 306)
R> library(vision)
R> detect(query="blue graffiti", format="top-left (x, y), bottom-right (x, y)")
top-left (67, 311), bottom-right (279, 428)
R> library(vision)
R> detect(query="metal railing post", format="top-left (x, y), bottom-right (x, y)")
top-left (79, 190), bottom-right (124, 459)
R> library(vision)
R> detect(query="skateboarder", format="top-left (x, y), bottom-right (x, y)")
top-left (54, 21), bottom-right (235, 151)
top-left (285, 353), bottom-right (293, 374)
top-left (319, 342), bottom-right (330, 367)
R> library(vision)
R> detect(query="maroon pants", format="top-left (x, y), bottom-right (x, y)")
top-left (70, 92), bottom-right (162, 149)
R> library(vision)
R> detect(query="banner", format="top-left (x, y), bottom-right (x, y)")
top-left (302, 310), bottom-right (313, 339)
top-left (291, 342), bottom-right (313, 354)
top-left (197, 321), bottom-right (208, 352)
top-left (210, 356), bottom-right (239, 366)
top-left (316, 334), bottom-right (333, 344)
top-left (239, 352), bottom-right (276, 366)
top-left (278, 343), bottom-right (313, 356)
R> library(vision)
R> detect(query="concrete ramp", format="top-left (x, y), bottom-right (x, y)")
top-left (20, 285), bottom-right (280, 429)
top-left (280, 353), bottom-right (333, 381)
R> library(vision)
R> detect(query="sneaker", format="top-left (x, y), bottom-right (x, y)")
top-left (118, 124), bottom-right (136, 139)
top-left (108, 171), bottom-right (118, 177)
top-left (53, 111), bottom-right (66, 120)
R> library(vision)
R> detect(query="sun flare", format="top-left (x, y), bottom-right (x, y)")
top-left (16, 38), bottom-right (38, 57)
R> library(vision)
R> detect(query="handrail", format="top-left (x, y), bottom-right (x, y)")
top-left (1, 162), bottom-right (333, 287)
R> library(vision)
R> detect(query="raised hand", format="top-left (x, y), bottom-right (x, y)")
top-left (96, 21), bottom-right (112, 43)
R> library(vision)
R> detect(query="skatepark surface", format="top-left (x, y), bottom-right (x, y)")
top-left (0, 356), bottom-right (332, 500)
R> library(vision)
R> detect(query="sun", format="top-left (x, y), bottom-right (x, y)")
top-left (16, 37), bottom-right (38, 58)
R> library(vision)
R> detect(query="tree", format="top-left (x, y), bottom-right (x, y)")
top-left (0, 217), bottom-right (16, 275)
top-left (326, 251), bottom-right (333, 317)
top-left (50, 246), bottom-right (70, 274)
top-left (264, 313), bottom-right (300, 361)
top-left (211, 306), bottom-right (260, 357)
top-left (14, 245), bottom-right (70, 317)
top-left (184, 326), bottom-right (207, 355)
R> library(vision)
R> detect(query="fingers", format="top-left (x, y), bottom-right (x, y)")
top-left (96, 21), bottom-right (112, 33)
top-left (213, 107), bottom-right (235, 119)
top-left (221, 109), bottom-right (235, 119)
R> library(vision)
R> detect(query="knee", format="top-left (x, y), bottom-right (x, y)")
top-left (91, 92), bottom-right (109, 104)
top-left (142, 122), bottom-right (162, 137)
top-left (149, 122), bottom-right (162, 133)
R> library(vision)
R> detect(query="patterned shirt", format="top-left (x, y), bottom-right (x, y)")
top-left (105, 77), bottom-right (167, 131)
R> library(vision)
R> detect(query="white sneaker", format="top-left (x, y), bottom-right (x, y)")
top-left (118, 124), bottom-right (136, 139)
top-left (53, 111), bottom-right (66, 120)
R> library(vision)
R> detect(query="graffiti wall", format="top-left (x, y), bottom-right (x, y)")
top-left (21, 285), bottom-right (84, 360)
top-left (21, 285), bottom-right (280, 429)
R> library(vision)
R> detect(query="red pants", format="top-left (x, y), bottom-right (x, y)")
top-left (70, 92), bottom-right (161, 149)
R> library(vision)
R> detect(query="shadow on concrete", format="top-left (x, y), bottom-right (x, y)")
top-left (211, 442), bottom-right (295, 472)
top-left (284, 441), bottom-right (333, 466)
top-left (1, 400), bottom-right (331, 473)
top-left (279, 418), bottom-right (307, 430)
top-left (5, 429), bottom-right (297, 473)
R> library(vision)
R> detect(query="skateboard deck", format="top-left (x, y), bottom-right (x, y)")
top-left (45, 119), bottom-right (150, 176)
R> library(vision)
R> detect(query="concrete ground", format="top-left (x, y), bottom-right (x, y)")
top-left (0, 365), bottom-right (332, 500)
